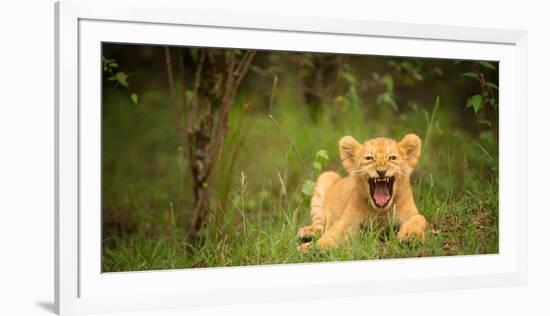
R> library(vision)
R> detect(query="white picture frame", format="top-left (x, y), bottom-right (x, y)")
top-left (55, 0), bottom-right (528, 314)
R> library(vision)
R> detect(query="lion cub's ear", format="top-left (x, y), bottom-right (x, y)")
top-left (398, 134), bottom-right (422, 168)
top-left (339, 136), bottom-right (361, 172)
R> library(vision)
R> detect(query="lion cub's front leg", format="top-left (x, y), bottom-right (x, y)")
top-left (297, 225), bottom-right (322, 243)
top-left (297, 219), bottom-right (353, 253)
top-left (397, 214), bottom-right (427, 241)
top-left (316, 218), bottom-right (359, 250)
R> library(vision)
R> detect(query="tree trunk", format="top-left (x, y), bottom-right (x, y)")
top-left (186, 116), bottom-right (213, 240)
top-left (164, 47), bottom-right (256, 241)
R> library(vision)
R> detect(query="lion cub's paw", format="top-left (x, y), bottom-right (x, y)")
top-left (297, 225), bottom-right (318, 243)
top-left (297, 242), bottom-right (312, 253)
top-left (397, 215), bottom-right (427, 242)
top-left (316, 235), bottom-right (336, 250)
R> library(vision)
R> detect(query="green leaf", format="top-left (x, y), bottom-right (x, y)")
top-left (185, 90), bottom-right (194, 104)
top-left (102, 57), bottom-right (118, 72)
top-left (377, 92), bottom-right (398, 111)
top-left (341, 72), bottom-right (356, 84)
top-left (312, 161), bottom-right (322, 174)
top-left (432, 66), bottom-right (443, 76)
top-left (479, 61), bottom-right (496, 70)
top-left (301, 180), bottom-right (315, 197)
top-left (461, 72), bottom-right (478, 79)
top-left (467, 94), bottom-right (483, 113)
top-left (315, 149), bottom-right (329, 163)
top-left (485, 82), bottom-right (499, 90)
top-left (112, 72), bottom-right (129, 87)
top-left (130, 93), bottom-right (139, 104)
top-left (381, 74), bottom-right (394, 92)
top-left (303, 58), bottom-right (314, 68)
top-left (190, 48), bottom-right (199, 62)
top-left (477, 119), bottom-right (492, 127)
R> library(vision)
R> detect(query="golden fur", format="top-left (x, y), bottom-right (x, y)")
top-left (297, 134), bottom-right (427, 252)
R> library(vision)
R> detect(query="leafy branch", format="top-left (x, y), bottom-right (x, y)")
top-left (102, 56), bottom-right (139, 104)
top-left (460, 60), bottom-right (498, 136)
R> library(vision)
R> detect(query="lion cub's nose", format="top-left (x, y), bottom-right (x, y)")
top-left (377, 170), bottom-right (387, 177)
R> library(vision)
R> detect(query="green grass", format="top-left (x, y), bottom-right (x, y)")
top-left (102, 176), bottom-right (498, 271)
top-left (101, 80), bottom-right (498, 272)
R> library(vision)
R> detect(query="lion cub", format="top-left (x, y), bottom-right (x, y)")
top-left (297, 134), bottom-right (427, 252)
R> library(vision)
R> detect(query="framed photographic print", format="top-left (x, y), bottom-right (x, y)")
top-left (55, 0), bottom-right (527, 314)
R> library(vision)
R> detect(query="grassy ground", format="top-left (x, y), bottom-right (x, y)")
top-left (102, 76), bottom-right (499, 272)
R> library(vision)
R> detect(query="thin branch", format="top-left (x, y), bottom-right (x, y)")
top-left (190, 50), bottom-right (206, 128)
top-left (164, 46), bottom-right (181, 132)
top-left (178, 49), bottom-right (189, 127)
top-left (209, 53), bottom-right (238, 160)
top-left (207, 51), bottom-right (256, 180)
top-left (222, 52), bottom-right (237, 107)
top-left (268, 71), bottom-right (278, 114)
top-left (249, 65), bottom-right (270, 76)
top-left (235, 51), bottom-right (256, 87)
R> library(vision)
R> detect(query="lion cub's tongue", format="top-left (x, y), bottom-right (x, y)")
top-left (373, 182), bottom-right (390, 206)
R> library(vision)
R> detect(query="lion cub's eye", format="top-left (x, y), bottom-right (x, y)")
top-left (388, 155), bottom-right (398, 161)
top-left (365, 156), bottom-right (374, 161)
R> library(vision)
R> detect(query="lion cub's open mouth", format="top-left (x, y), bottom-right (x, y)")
top-left (368, 177), bottom-right (395, 208)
